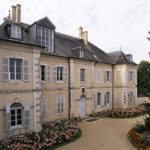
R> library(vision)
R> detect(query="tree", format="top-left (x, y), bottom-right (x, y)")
top-left (137, 60), bottom-right (150, 97)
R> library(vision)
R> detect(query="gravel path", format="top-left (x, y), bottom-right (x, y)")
top-left (58, 116), bottom-right (145, 150)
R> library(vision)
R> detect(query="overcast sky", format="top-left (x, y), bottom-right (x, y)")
top-left (0, 0), bottom-right (150, 63)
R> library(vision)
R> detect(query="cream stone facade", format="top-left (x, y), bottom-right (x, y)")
top-left (0, 4), bottom-right (137, 139)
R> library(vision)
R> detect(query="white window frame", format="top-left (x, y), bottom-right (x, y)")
top-left (56, 95), bottom-right (65, 115)
top-left (9, 58), bottom-right (22, 81)
top-left (106, 92), bottom-right (111, 105)
top-left (37, 25), bottom-right (54, 52)
top-left (106, 71), bottom-right (110, 82)
top-left (80, 68), bottom-right (85, 82)
top-left (11, 25), bottom-right (21, 39)
top-left (10, 103), bottom-right (23, 128)
top-left (80, 50), bottom-right (84, 58)
top-left (97, 93), bottom-right (101, 106)
top-left (129, 70), bottom-right (134, 82)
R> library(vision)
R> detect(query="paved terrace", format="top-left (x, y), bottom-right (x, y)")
top-left (58, 116), bottom-right (145, 150)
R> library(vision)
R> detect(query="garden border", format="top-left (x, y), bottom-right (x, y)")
top-left (48, 129), bottom-right (82, 150)
top-left (127, 130), bottom-right (140, 149)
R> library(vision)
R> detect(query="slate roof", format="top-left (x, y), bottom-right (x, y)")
top-left (107, 51), bottom-right (137, 65)
top-left (0, 17), bottom-right (136, 65)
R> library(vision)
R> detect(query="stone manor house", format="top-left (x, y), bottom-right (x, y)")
top-left (0, 4), bottom-right (137, 138)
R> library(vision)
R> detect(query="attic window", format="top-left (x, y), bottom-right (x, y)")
top-left (37, 25), bottom-right (54, 53)
top-left (126, 54), bottom-right (133, 62)
top-left (80, 50), bottom-right (84, 58)
top-left (11, 25), bottom-right (21, 39)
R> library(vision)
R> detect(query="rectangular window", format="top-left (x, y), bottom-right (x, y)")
top-left (80, 50), bottom-right (84, 58)
top-left (41, 65), bottom-right (46, 81)
top-left (96, 69), bottom-right (101, 83)
top-left (10, 58), bottom-right (22, 80)
top-left (80, 68), bottom-right (85, 82)
top-left (57, 67), bottom-right (63, 81)
top-left (106, 71), bottom-right (110, 82)
top-left (129, 71), bottom-right (134, 81)
top-left (56, 95), bottom-right (65, 114)
top-left (97, 93), bottom-right (101, 106)
top-left (11, 26), bottom-right (21, 39)
top-left (106, 92), bottom-right (110, 104)
top-left (37, 25), bottom-right (54, 52)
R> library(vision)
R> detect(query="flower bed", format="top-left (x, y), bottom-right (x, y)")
top-left (107, 105), bottom-right (145, 118)
top-left (0, 120), bottom-right (81, 150)
top-left (128, 128), bottom-right (150, 149)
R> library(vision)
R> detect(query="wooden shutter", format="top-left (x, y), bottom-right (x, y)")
top-left (23, 60), bottom-right (29, 81)
top-left (2, 58), bottom-right (9, 81)
top-left (128, 71), bottom-right (130, 82)
top-left (47, 66), bottom-right (50, 82)
top-left (110, 72), bottom-right (112, 82)
top-left (53, 66), bottom-right (57, 82)
top-left (24, 102), bottom-right (30, 128)
top-left (56, 95), bottom-right (59, 114)
top-left (110, 92), bottom-right (112, 104)
top-left (6, 104), bottom-right (11, 131)
top-left (101, 93), bottom-right (104, 106)
top-left (96, 70), bottom-right (101, 83)
top-left (94, 93), bottom-right (97, 108)
top-left (132, 71), bottom-right (135, 82)
top-left (133, 91), bottom-right (136, 105)
top-left (41, 96), bottom-right (48, 116)
top-left (62, 95), bottom-right (65, 113)
top-left (64, 67), bottom-right (68, 82)
top-left (104, 71), bottom-right (107, 83)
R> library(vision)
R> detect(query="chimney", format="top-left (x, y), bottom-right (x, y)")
top-left (11, 4), bottom-right (21, 23)
top-left (16, 4), bottom-right (21, 23)
top-left (11, 5), bottom-right (16, 22)
top-left (79, 27), bottom-right (88, 46)
top-left (3, 17), bottom-right (7, 22)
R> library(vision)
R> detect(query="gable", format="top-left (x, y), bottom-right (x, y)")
top-left (35, 17), bottom-right (56, 29)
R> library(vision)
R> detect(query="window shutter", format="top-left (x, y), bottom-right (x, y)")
top-left (133, 91), bottom-right (136, 105)
top-left (64, 67), bottom-right (68, 82)
top-left (62, 95), bottom-right (65, 113)
top-left (94, 93), bottom-right (97, 108)
top-left (23, 60), bottom-right (29, 81)
top-left (56, 95), bottom-right (59, 114)
top-left (41, 96), bottom-right (48, 116)
top-left (128, 71), bottom-right (130, 82)
top-left (2, 58), bottom-right (9, 81)
top-left (47, 66), bottom-right (50, 82)
top-left (6, 104), bottom-right (11, 131)
top-left (110, 72), bottom-right (112, 82)
top-left (101, 93), bottom-right (104, 106)
top-left (104, 71), bottom-right (107, 83)
top-left (96, 70), bottom-right (101, 83)
top-left (132, 72), bottom-right (135, 82)
top-left (53, 66), bottom-right (57, 82)
top-left (110, 92), bottom-right (112, 104)
top-left (24, 102), bottom-right (30, 128)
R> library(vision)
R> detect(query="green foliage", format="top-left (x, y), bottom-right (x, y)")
top-left (138, 60), bottom-right (150, 97)
top-left (133, 122), bottom-right (145, 133)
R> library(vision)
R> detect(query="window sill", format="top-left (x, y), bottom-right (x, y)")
top-left (10, 125), bottom-right (23, 129)
top-left (56, 113), bottom-right (65, 116)
top-left (55, 81), bottom-right (65, 84)
top-left (6, 80), bottom-right (24, 83)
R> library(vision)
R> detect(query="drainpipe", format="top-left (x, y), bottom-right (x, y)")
top-left (68, 58), bottom-right (71, 120)
top-left (112, 64), bottom-right (114, 109)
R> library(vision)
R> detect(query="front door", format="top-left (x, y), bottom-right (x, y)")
top-left (80, 95), bottom-right (86, 117)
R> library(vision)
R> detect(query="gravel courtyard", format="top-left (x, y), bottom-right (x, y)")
top-left (58, 116), bottom-right (145, 150)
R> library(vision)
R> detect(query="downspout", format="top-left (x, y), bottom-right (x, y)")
top-left (112, 64), bottom-right (114, 109)
top-left (68, 58), bottom-right (71, 120)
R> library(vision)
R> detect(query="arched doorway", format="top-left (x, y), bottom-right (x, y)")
top-left (80, 95), bottom-right (86, 117)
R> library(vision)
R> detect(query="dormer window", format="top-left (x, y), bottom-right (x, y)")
top-left (11, 25), bottom-right (21, 39)
top-left (126, 54), bottom-right (133, 62)
top-left (80, 50), bottom-right (84, 58)
top-left (37, 25), bottom-right (54, 53)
